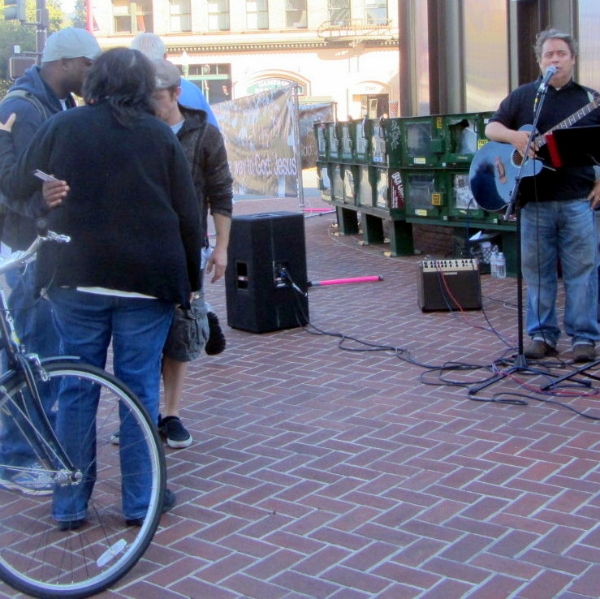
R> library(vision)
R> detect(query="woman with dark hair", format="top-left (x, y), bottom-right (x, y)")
top-left (83, 46), bottom-right (157, 125)
top-left (0, 47), bottom-right (201, 529)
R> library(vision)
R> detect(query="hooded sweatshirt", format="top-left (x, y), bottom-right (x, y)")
top-left (0, 65), bottom-right (77, 250)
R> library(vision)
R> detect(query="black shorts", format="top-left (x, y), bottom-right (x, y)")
top-left (162, 295), bottom-right (208, 362)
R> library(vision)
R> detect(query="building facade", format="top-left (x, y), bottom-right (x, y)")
top-left (397, 0), bottom-right (600, 117)
top-left (91, 0), bottom-right (400, 119)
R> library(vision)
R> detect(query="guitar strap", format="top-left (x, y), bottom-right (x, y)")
top-left (584, 89), bottom-right (600, 180)
top-left (591, 91), bottom-right (600, 178)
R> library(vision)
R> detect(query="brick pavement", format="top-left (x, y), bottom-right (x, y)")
top-left (3, 187), bottom-right (600, 598)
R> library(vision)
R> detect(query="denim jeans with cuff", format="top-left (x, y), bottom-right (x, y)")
top-left (521, 198), bottom-right (599, 348)
top-left (48, 287), bottom-right (173, 523)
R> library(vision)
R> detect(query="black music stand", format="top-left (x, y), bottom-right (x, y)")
top-left (545, 126), bottom-right (600, 168)
top-left (469, 83), bottom-right (553, 396)
top-left (538, 126), bottom-right (600, 391)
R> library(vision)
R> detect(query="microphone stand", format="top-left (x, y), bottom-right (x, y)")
top-left (469, 80), bottom-right (552, 395)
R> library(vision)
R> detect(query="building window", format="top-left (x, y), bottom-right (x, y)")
top-left (366, 0), bottom-right (387, 25)
top-left (463, 0), bottom-right (508, 112)
top-left (188, 63), bottom-right (232, 104)
top-left (247, 0), bottom-right (268, 30)
top-left (329, 0), bottom-right (350, 26)
top-left (208, 0), bottom-right (230, 31)
top-left (170, 0), bottom-right (191, 32)
top-left (285, 0), bottom-right (306, 28)
top-left (579, 0), bottom-right (600, 89)
top-left (112, 0), bottom-right (153, 33)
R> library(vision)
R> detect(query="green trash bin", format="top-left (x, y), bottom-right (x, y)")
top-left (340, 121), bottom-right (355, 163)
top-left (354, 119), bottom-right (371, 164)
top-left (314, 122), bottom-right (329, 162)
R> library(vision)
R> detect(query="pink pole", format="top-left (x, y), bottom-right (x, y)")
top-left (308, 275), bottom-right (383, 287)
top-left (86, 0), bottom-right (93, 32)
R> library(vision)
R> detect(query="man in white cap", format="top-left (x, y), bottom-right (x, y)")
top-left (0, 27), bottom-right (101, 495)
top-left (131, 32), bottom-right (219, 128)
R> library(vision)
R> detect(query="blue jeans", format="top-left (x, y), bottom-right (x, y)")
top-left (47, 288), bottom-right (173, 522)
top-left (0, 264), bottom-right (61, 469)
top-left (521, 199), bottom-right (600, 347)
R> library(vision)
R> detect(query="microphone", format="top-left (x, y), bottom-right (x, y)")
top-left (538, 65), bottom-right (557, 91)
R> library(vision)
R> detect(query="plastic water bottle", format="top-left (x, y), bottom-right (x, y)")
top-left (496, 252), bottom-right (506, 279)
top-left (490, 245), bottom-right (499, 278)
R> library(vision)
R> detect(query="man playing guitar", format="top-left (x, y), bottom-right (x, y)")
top-left (485, 28), bottom-right (600, 363)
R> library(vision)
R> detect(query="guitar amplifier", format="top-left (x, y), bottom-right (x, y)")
top-left (417, 259), bottom-right (482, 311)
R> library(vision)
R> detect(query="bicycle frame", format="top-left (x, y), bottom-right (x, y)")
top-left (0, 356), bottom-right (82, 483)
top-left (0, 223), bottom-right (166, 598)
top-left (0, 226), bottom-right (79, 482)
top-left (0, 225), bottom-right (69, 367)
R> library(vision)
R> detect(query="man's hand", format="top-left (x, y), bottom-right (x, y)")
top-left (588, 179), bottom-right (600, 210)
top-left (205, 245), bottom-right (227, 283)
top-left (42, 179), bottom-right (69, 209)
top-left (510, 129), bottom-right (538, 159)
top-left (486, 121), bottom-right (538, 159)
top-left (0, 113), bottom-right (16, 133)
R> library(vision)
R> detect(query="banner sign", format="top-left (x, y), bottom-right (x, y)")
top-left (213, 86), bottom-right (335, 196)
top-left (213, 85), bottom-right (299, 197)
top-left (298, 102), bottom-right (335, 169)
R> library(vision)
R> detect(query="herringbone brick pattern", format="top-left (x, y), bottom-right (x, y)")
top-left (3, 190), bottom-right (600, 598)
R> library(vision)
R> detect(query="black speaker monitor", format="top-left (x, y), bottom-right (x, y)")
top-left (225, 211), bottom-right (309, 333)
top-left (417, 259), bottom-right (482, 311)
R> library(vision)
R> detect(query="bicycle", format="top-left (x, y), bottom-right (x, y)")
top-left (0, 222), bottom-right (166, 598)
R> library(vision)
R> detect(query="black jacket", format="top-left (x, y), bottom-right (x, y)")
top-left (177, 106), bottom-right (233, 236)
top-left (0, 101), bottom-right (201, 305)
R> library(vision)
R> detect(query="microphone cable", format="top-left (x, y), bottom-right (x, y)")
top-left (279, 261), bottom-right (600, 421)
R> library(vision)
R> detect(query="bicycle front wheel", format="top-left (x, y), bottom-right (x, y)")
top-left (0, 361), bottom-right (166, 598)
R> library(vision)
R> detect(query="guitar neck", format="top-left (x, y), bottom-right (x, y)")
top-left (537, 98), bottom-right (600, 149)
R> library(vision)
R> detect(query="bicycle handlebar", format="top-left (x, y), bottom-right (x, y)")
top-left (0, 218), bottom-right (70, 276)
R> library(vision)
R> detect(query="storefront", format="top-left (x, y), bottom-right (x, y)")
top-left (398, 0), bottom-right (600, 116)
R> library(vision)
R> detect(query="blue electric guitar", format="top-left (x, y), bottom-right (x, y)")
top-left (469, 97), bottom-right (600, 211)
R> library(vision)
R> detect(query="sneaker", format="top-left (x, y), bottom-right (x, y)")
top-left (205, 311), bottom-right (226, 355)
top-left (125, 488), bottom-right (177, 527)
top-left (110, 430), bottom-right (120, 445)
top-left (573, 343), bottom-right (596, 363)
top-left (158, 416), bottom-right (192, 449)
top-left (524, 339), bottom-right (557, 360)
top-left (0, 462), bottom-right (54, 496)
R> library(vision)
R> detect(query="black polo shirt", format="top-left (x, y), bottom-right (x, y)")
top-left (489, 78), bottom-right (600, 202)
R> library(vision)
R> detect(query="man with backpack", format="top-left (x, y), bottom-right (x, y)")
top-left (0, 27), bottom-right (101, 494)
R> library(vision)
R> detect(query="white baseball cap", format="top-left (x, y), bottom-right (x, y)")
top-left (41, 28), bottom-right (101, 63)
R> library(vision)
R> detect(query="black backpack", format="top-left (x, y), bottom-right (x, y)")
top-left (0, 89), bottom-right (48, 120)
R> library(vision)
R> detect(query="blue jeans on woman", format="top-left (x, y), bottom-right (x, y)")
top-left (521, 199), bottom-right (600, 348)
top-left (47, 287), bottom-right (173, 523)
